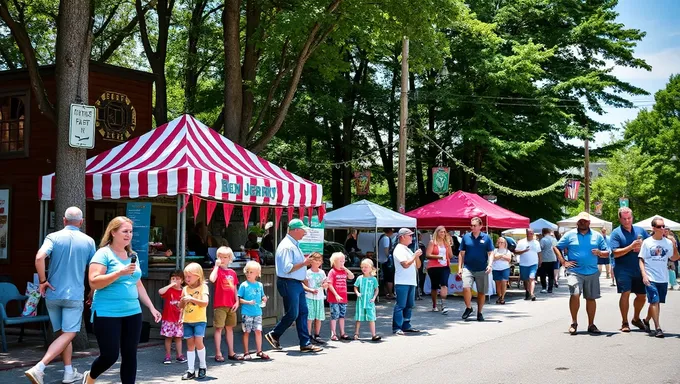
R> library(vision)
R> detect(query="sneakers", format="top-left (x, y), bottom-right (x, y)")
top-left (311, 335), bottom-right (327, 345)
top-left (63, 369), bottom-right (83, 384)
top-left (25, 366), bottom-right (44, 384)
top-left (432, 306), bottom-right (439, 312)
top-left (264, 332), bottom-right (282, 350)
top-left (164, 355), bottom-right (173, 365)
top-left (631, 318), bottom-right (646, 331)
top-left (197, 368), bottom-right (207, 379)
top-left (655, 329), bottom-right (665, 338)
top-left (462, 307), bottom-right (473, 320)
top-left (477, 313), bottom-right (485, 322)
top-left (441, 305), bottom-right (448, 315)
top-left (181, 370), bottom-right (196, 380)
top-left (642, 319), bottom-right (651, 333)
top-left (300, 344), bottom-right (323, 353)
top-left (81, 370), bottom-right (90, 384)
top-left (393, 330), bottom-right (405, 335)
top-left (540, 289), bottom-right (547, 294)
top-left (176, 354), bottom-right (187, 363)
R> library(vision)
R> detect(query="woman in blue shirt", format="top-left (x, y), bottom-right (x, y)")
top-left (83, 217), bottom-right (162, 384)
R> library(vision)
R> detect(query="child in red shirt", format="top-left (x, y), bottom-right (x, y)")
top-left (209, 247), bottom-right (240, 361)
top-left (327, 252), bottom-right (354, 341)
top-left (158, 270), bottom-right (187, 364)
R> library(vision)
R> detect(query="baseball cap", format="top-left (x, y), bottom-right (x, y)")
top-left (398, 228), bottom-right (414, 236)
top-left (264, 221), bottom-right (274, 230)
top-left (576, 212), bottom-right (591, 222)
top-left (288, 218), bottom-right (310, 231)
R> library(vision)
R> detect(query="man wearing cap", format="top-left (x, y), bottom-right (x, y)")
top-left (458, 217), bottom-right (494, 321)
top-left (609, 207), bottom-right (649, 332)
top-left (264, 219), bottom-right (322, 353)
top-left (556, 212), bottom-right (610, 334)
top-left (391, 228), bottom-right (422, 335)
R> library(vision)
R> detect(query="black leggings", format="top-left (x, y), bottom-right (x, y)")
top-left (90, 313), bottom-right (142, 384)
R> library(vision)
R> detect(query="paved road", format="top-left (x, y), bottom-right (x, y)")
top-left (5, 277), bottom-right (680, 383)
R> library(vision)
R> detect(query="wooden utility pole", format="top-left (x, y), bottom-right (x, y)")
top-left (584, 138), bottom-right (590, 213)
top-left (397, 37), bottom-right (409, 213)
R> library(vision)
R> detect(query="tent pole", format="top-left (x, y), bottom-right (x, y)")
top-left (375, 226), bottom-right (379, 304)
top-left (39, 200), bottom-right (45, 246)
top-left (176, 195), bottom-right (182, 270)
top-left (180, 195), bottom-right (187, 270)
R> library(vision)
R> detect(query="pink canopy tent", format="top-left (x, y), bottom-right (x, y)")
top-left (406, 190), bottom-right (529, 229)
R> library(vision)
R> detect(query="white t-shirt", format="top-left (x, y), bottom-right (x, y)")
top-left (378, 234), bottom-right (392, 264)
top-left (517, 238), bottom-right (541, 266)
top-left (639, 237), bottom-right (674, 283)
top-left (305, 269), bottom-right (326, 300)
top-left (492, 248), bottom-right (512, 271)
top-left (393, 243), bottom-right (417, 286)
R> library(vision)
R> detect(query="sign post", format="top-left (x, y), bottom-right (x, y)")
top-left (68, 104), bottom-right (96, 149)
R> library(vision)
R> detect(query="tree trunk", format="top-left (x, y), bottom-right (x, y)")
top-left (54, 0), bottom-right (92, 350)
top-left (223, 0), bottom-right (243, 143)
top-left (184, 0), bottom-right (207, 114)
top-left (153, 71), bottom-right (168, 126)
top-left (240, 0), bottom-right (261, 143)
top-left (425, 97), bottom-right (437, 200)
top-left (330, 121), bottom-right (343, 209)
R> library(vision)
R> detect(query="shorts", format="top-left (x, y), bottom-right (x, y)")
top-left (645, 282), bottom-right (667, 304)
top-left (46, 299), bottom-right (84, 333)
top-left (241, 315), bottom-right (263, 332)
top-left (519, 264), bottom-right (538, 280)
top-left (554, 262), bottom-right (561, 270)
top-left (427, 266), bottom-right (451, 289)
top-left (380, 262), bottom-right (395, 283)
top-left (160, 320), bottom-right (183, 338)
top-left (183, 322), bottom-right (207, 339)
top-left (329, 303), bottom-right (347, 320)
top-left (567, 272), bottom-right (600, 300)
top-left (306, 298), bottom-right (326, 321)
top-left (614, 268), bottom-right (646, 294)
top-left (462, 268), bottom-right (489, 295)
top-left (492, 268), bottom-right (510, 281)
top-left (213, 307), bottom-right (237, 328)
top-left (597, 257), bottom-right (610, 265)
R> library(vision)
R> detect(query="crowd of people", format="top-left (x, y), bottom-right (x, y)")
top-left (22, 207), bottom-right (679, 384)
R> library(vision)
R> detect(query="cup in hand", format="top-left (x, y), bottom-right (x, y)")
top-left (260, 295), bottom-right (268, 308)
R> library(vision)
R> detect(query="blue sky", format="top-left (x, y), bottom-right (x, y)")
top-left (587, 0), bottom-right (680, 147)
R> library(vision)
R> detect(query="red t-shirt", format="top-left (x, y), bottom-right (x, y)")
top-left (214, 268), bottom-right (239, 308)
top-left (327, 268), bottom-right (348, 304)
top-left (161, 287), bottom-right (183, 323)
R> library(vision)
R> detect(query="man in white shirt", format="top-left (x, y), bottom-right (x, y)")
top-left (391, 228), bottom-right (422, 335)
top-left (638, 217), bottom-right (680, 338)
top-left (515, 229), bottom-right (541, 301)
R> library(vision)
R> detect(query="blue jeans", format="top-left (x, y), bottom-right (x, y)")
top-left (272, 278), bottom-right (311, 347)
top-left (392, 284), bottom-right (415, 332)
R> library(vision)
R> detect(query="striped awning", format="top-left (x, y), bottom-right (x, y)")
top-left (40, 115), bottom-right (323, 207)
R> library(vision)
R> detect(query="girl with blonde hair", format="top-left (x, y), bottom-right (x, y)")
top-left (425, 226), bottom-right (453, 314)
top-left (179, 262), bottom-right (210, 379)
top-left (354, 259), bottom-right (380, 341)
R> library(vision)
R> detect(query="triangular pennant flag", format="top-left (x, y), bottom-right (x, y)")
top-left (259, 207), bottom-right (269, 226)
top-left (307, 207), bottom-right (313, 222)
top-left (318, 205), bottom-right (326, 223)
top-left (242, 206), bottom-right (252, 229)
top-left (275, 207), bottom-right (283, 228)
top-left (298, 206), bottom-right (305, 220)
top-left (287, 206), bottom-right (294, 222)
top-left (179, 194), bottom-right (190, 213)
top-left (192, 195), bottom-right (201, 223)
top-left (222, 204), bottom-right (234, 228)
top-left (205, 201), bottom-right (217, 225)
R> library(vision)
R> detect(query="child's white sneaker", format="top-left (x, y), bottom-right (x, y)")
top-left (62, 368), bottom-right (83, 383)
top-left (25, 366), bottom-right (44, 384)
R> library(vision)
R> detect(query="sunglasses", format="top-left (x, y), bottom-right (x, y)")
top-left (652, 225), bottom-right (666, 229)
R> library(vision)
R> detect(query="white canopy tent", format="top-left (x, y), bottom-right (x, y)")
top-left (557, 214), bottom-right (613, 233)
top-left (322, 199), bottom-right (417, 229)
top-left (634, 215), bottom-right (680, 231)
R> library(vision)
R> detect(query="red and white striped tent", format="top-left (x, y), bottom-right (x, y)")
top-left (39, 114), bottom-right (323, 207)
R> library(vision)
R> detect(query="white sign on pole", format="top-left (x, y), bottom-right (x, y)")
top-left (68, 104), bottom-right (96, 149)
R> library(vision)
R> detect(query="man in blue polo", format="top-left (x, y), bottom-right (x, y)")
top-left (556, 212), bottom-right (609, 335)
top-left (265, 219), bottom-right (322, 353)
top-left (609, 207), bottom-right (649, 332)
top-left (458, 217), bottom-right (494, 321)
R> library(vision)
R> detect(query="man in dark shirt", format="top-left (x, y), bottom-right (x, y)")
top-left (458, 217), bottom-right (494, 321)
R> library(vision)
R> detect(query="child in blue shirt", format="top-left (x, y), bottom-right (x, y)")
top-left (238, 261), bottom-right (269, 360)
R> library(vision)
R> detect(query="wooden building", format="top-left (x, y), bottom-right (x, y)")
top-left (0, 62), bottom-right (154, 286)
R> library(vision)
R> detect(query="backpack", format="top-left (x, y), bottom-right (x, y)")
top-left (504, 236), bottom-right (517, 253)
top-left (378, 234), bottom-right (397, 268)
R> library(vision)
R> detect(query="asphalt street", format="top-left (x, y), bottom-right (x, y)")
top-left (5, 277), bottom-right (680, 384)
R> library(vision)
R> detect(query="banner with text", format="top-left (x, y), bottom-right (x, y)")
top-left (126, 202), bottom-right (151, 277)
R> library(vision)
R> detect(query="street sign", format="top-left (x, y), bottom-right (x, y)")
top-left (69, 104), bottom-right (96, 149)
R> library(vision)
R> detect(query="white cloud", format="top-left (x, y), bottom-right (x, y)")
top-left (611, 48), bottom-right (680, 80)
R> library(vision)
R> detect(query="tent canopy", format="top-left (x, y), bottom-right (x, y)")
top-left (557, 214), bottom-right (612, 232)
top-left (530, 218), bottom-right (557, 232)
top-left (405, 190), bottom-right (530, 229)
top-left (322, 199), bottom-right (417, 229)
top-left (39, 115), bottom-right (322, 207)
top-left (634, 215), bottom-right (680, 231)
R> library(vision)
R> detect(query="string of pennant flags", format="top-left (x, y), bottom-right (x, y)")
top-left (178, 194), bottom-right (326, 229)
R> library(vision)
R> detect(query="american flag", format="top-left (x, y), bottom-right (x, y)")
top-left (565, 180), bottom-right (581, 200)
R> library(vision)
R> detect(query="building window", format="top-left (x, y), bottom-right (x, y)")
top-left (0, 94), bottom-right (28, 157)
